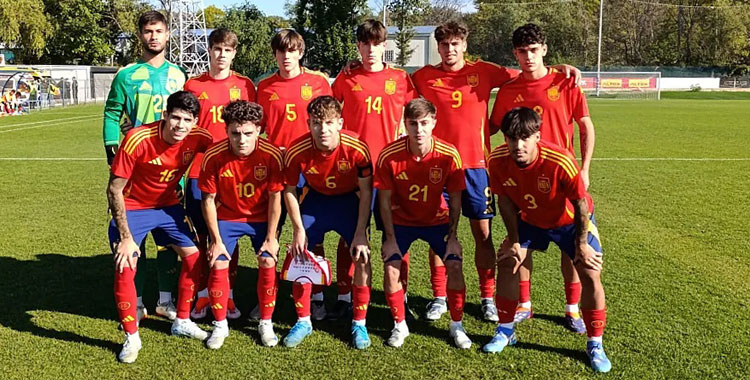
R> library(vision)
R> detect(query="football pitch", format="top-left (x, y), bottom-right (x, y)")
top-left (0, 93), bottom-right (748, 379)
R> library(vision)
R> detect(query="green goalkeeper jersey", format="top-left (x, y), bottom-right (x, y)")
top-left (102, 60), bottom-right (187, 147)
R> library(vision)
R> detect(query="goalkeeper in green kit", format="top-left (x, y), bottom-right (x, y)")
top-left (103, 11), bottom-right (188, 323)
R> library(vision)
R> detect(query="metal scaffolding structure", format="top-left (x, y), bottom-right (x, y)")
top-left (167, 0), bottom-right (209, 76)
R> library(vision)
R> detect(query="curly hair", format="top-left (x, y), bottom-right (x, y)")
top-left (434, 21), bottom-right (468, 43)
top-left (513, 23), bottom-right (546, 48)
top-left (223, 100), bottom-right (263, 127)
top-left (307, 95), bottom-right (342, 122)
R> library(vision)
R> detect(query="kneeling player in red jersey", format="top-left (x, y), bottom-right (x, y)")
top-left (199, 101), bottom-right (283, 349)
top-left (282, 96), bottom-right (373, 349)
top-left (484, 107), bottom-right (610, 373)
top-left (375, 98), bottom-right (471, 349)
top-left (107, 91), bottom-right (213, 363)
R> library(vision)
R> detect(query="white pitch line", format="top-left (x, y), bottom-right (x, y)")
top-left (593, 157), bottom-right (750, 161)
top-left (0, 116), bottom-right (103, 134)
top-left (0, 114), bottom-right (101, 129)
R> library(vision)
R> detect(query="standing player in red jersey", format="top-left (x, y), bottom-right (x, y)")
top-left (255, 29), bottom-right (333, 320)
top-left (199, 101), bottom-right (283, 349)
top-left (331, 19), bottom-right (418, 321)
top-left (184, 28), bottom-right (257, 321)
top-left (484, 108), bottom-right (610, 373)
top-left (107, 91), bottom-right (213, 363)
top-left (282, 96), bottom-right (373, 350)
top-left (411, 21), bottom-right (580, 323)
top-left (375, 98), bottom-right (470, 349)
top-left (489, 24), bottom-right (596, 333)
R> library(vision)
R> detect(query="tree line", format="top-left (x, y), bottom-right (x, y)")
top-left (2, 0), bottom-right (748, 76)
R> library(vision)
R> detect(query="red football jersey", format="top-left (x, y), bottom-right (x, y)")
top-left (198, 138), bottom-right (284, 223)
top-left (111, 121), bottom-right (213, 210)
top-left (374, 136), bottom-right (465, 226)
top-left (332, 66), bottom-right (418, 160)
top-left (283, 130), bottom-right (372, 196)
top-left (256, 68), bottom-right (333, 149)
top-left (487, 141), bottom-right (593, 229)
top-left (411, 60), bottom-right (519, 168)
top-left (491, 69), bottom-right (589, 155)
top-left (184, 71), bottom-right (256, 179)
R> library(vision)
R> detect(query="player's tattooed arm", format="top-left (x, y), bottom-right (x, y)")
top-left (446, 191), bottom-right (463, 258)
top-left (577, 116), bottom-right (596, 189)
top-left (107, 174), bottom-right (139, 272)
top-left (497, 195), bottom-right (525, 273)
top-left (378, 189), bottom-right (401, 262)
top-left (351, 176), bottom-right (373, 263)
top-left (284, 185), bottom-right (308, 259)
top-left (260, 191), bottom-right (282, 261)
top-left (572, 198), bottom-right (602, 271)
top-left (202, 192), bottom-right (228, 268)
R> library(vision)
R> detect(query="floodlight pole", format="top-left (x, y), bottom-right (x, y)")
top-left (596, 0), bottom-right (604, 97)
top-left (383, 0), bottom-right (388, 27)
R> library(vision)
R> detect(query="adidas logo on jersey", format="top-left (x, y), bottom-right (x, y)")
top-left (139, 82), bottom-right (152, 91)
top-left (148, 157), bottom-right (162, 165)
top-left (433, 78), bottom-right (445, 87)
top-left (220, 169), bottom-right (233, 178)
top-left (396, 172), bottom-right (409, 180)
top-left (269, 92), bottom-right (280, 101)
top-left (306, 167), bottom-right (319, 175)
top-left (198, 91), bottom-right (209, 100)
top-left (503, 178), bottom-right (517, 187)
top-left (351, 83), bottom-right (363, 91)
top-left (514, 94), bottom-right (524, 103)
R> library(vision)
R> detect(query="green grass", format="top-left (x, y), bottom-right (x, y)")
top-left (1, 94), bottom-right (749, 379)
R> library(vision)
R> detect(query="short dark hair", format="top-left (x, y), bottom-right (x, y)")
top-left (513, 23), bottom-right (546, 48)
top-left (223, 100), bottom-right (263, 127)
top-left (271, 29), bottom-right (305, 54)
top-left (307, 95), bottom-right (341, 121)
top-left (357, 19), bottom-right (387, 44)
top-left (434, 21), bottom-right (468, 43)
top-left (500, 107), bottom-right (541, 140)
top-left (138, 11), bottom-right (167, 32)
top-left (166, 91), bottom-right (200, 118)
top-left (404, 98), bottom-right (436, 120)
top-left (208, 28), bottom-right (238, 49)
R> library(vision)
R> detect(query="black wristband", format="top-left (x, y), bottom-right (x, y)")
top-left (105, 145), bottom-right (118, 166)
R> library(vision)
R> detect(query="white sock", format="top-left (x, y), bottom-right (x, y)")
top-left (137, 297), bottom-right (144, 308)
top-left (197, 288), bottom-right (208, 298)
top-left (565, 304), bottom-right (579, 314)
top-left (394, 320), bottom-right (407, 330)
top-left (176, 318), bottom-right (190, 324)
top-left (126, 331), bottom-right (140, 340)
top-left (519, 301), bottom-right (531, 309)
top-left (158, 291), bottom-right (171, 304)
top-left (298, 316), bottom-right (312, 324)
top-left (338, 293), bottom-right (352, 302)
top-left (450, 320), bottom-right (463, 328)
top-left (588, 336), bottom-right (603, 343)
top-left (353, 319), bottom-right (366, 326)
top-left (436, 296), bottom-right (447, 301)
top-left (214, 319), bottom-right (228, 329)
top-left (260, 318), bottom-right (272, 324)
top-left (311, 292), bottom-right (324, 302)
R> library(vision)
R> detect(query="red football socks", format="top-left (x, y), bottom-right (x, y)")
top-left (292, 282), bottom-right (312, 318)
top-left (352, 285), bottom-right (371, 321)
top-left (385, 289), bottom-right (406, 323)
top-left (582, 308), bottom-right (607, 338)
top-left (519, 280), bottom-right (531, 303)
top-left (430, 260), bottom-right (447, 298)
top-left (564, 281), bottom-right (582, 306)
top-left (114, 267), bottom-right (138, 334)
top-left (477, 268), bottom-right (496, 299)
top-left (176, 251), bottom-right (201, 319)
top-left (257, 266), bottom-right (277, 320)
top-left (495, 296), bottom-right (519, 324)
top-left (446, 287), bottom-right (466, 322)
top-left (208, 267), bottom-right (230, 321)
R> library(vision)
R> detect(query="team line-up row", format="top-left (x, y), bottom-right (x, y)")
top-left (103, 12), bottom-right (610, 373)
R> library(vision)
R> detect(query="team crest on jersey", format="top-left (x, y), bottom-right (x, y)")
top-left (337, 160), bottom-right (351, 173)
top-left (301, 84), bottom-right (313, 100)
top-left (467, 73), bottom-right (480, 87)
top-left (537, 176), bottom-right (551, 193)
top-left (117, 302), bottom-right (131, 310)
top-left (183, 150), bottom-right (195, 165)
top-left (167, 77), bottom-right (180, 93)
top-left (385, 79), bottom-right (397, 95)
top-left (229, 87), bottom-right (242, 101)
top-left (429, 167), bottom-right (443, 184)
top-left (547, 86), bottom-right (560, 101)
top-left (254, 165), bottom-right (268, 181)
